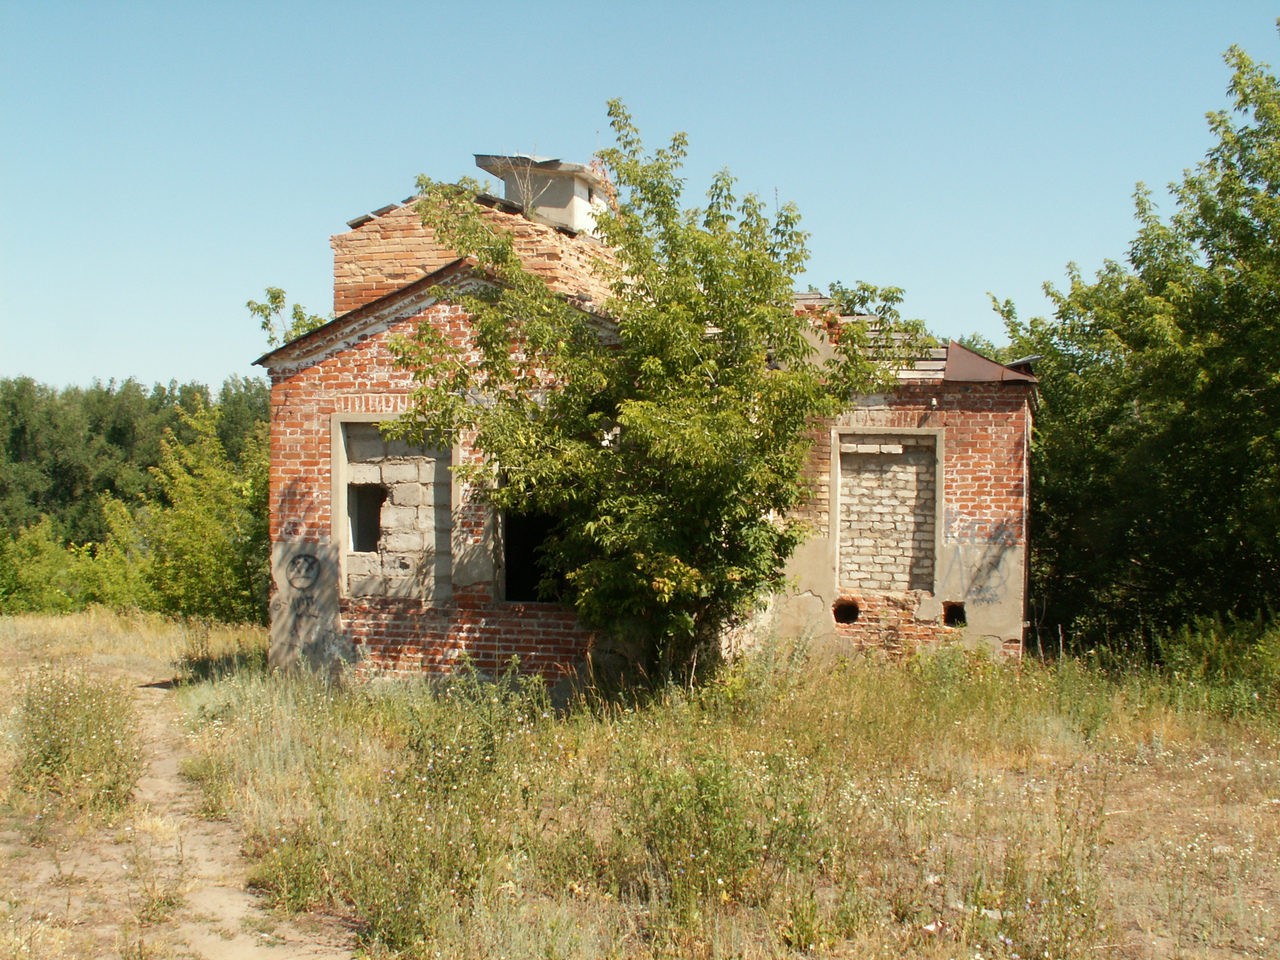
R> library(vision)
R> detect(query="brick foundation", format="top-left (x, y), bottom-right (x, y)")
top-left (830, 592), bottom-right (961, 655)
top-left (342, 586), bottom-right (592, 679)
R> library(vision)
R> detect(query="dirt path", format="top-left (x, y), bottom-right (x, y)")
top-left (1, 674), bottom-right (357, 960)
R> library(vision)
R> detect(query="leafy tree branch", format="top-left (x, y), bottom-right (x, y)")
top-left (1005, 38), bottom-right (1280, 650)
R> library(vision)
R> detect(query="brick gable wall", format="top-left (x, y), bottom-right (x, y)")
top-left (266, 289), bottom-right (594, 679)
top-left (332, 201), bottom-right (613, 316)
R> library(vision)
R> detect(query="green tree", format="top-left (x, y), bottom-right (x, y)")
top-left (0, 508), bottom-right (148, 614)
top-left (133, 406), bottom-right (270, 624)
top-left (390, 102), bottom-right (918, 680)
top-left (214, 375), bottom-right (270, 466)
top-left (248, 288), bottom-right (328, 348)
top-left (954, 330), bottom-right (1016, 362)
top-left (0, 518), bottom-right (87, 613)
top-left (1004, 42), bottom-right (1280, 649)
top-left (0, 378), bottom-right (91, 538)
top-left (0, 376), bottom-right (220, 545)
top-left (0, 377), bottom-right (271, 620)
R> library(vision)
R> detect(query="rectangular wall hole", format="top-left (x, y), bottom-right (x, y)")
top-left (337, 420), bottom-right (452, 602)
top-left (348, 484), bottom-right (385, 553)
top-left (503, 510), bottom-right (557, 602)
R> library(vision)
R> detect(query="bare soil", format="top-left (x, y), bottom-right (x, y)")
top-left (0, 615), bottom-right (356, 959)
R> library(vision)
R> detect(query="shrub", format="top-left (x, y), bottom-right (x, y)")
top-left (1157, 615), bottom-right (1280, 717)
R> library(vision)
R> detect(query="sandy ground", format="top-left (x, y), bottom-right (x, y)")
top-left (0, 635), bottom-right (357, 960)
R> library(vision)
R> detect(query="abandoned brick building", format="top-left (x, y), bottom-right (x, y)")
top-left (255, 155), bottom-right (1037, 676)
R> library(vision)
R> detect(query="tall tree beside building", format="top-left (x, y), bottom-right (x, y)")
top-left (1005, 43), bottom-right (1280, 648)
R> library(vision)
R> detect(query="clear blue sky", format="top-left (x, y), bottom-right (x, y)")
top-left (3, 1), bottom-right (1278, 388)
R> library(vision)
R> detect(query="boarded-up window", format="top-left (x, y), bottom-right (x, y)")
top-left (838, 435), bottom-right (936, 592)
top-left (340, 423), bottom-right (451, 601)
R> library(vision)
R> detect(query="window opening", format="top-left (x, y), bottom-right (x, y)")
top-left (943, 602), bottom-right (967, 627)
top-left (338, 421), bottom-right (451, 602)
top-left (504, 510), bottom-right (558, 602)
top-left (833, 599), bottom-right (861, 624)
top-left (348, 484), bottom-right (385, 553)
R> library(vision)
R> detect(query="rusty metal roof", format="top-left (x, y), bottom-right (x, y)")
top-left (943, 341), bottom-right (1037, 383)
top-left (790, 293), bottom-right (1037, 384)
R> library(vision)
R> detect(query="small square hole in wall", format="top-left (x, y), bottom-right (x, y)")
top-left (833, 599), bottom-right (861, 624)
top-left (348, 484), bottom-right (385, 553)
top-left (943, 602), bottom-right (967, 627)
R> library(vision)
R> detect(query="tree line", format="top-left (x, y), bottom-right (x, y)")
top-left (0, 376), bottom-right (269, 623)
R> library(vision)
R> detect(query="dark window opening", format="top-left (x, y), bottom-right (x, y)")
top-left (504, 510), bottom-right (558, 602)
top-left (943, 602), bottom-right (967, 627)
top-left (833, 599), bottom-right (861, 624)
top-left (348, 484), bottom-right (385, 553)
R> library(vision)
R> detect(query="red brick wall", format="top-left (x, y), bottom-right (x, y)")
top-left (833, 593), bottom-right (963, 656)
top-left (332, 202), bottom-right (613, 316)
top-left (267, 293), bottom-right (594, 679)
top-left (332, 205), bottom-right (459, 315)
top-left (275, 227), bottom-right (1034, 668)
top-left (821, 382), bottom-right (1033, 542)
top-left (342, 587), bottom-right (592, 678)
top-left (804, 381), bottom-right (1034, 655)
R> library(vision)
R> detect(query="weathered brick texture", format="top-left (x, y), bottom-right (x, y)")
top-left (806, 381), bottom-right (1034, 654)
top-left (332, 200), bottom-right (613, 315)
top-left (819, 384), bottom-right (1032, 545)
top-left (265, 275), bottom-right (594, 679)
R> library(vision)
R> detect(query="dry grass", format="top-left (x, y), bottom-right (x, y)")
top-left (9, 666), bottom-right (143, 816)
top-left (178, 646), bottom-right (1280, 959)
top-left (1, 611), bottom-right (1275, 959)
top-left (0, 611), bottom-right (277, 960)
top-left (0, 607), bottom-right (259, 681)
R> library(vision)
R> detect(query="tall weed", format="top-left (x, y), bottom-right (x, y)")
top-left (174, 619), bottom-right (267, 684)
top-left (1157, 615), bottom-right (1280, 717)
top-left (10, 667), bottom-right (142, 815)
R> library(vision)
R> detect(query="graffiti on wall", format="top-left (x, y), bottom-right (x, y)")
top-left (269, 543), bottom-right (353, 671)
top-left (942, 512), bottom-right (1019, 606)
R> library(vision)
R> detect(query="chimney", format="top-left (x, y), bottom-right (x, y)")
top-left (475, 154), bottom-right (605, 235)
